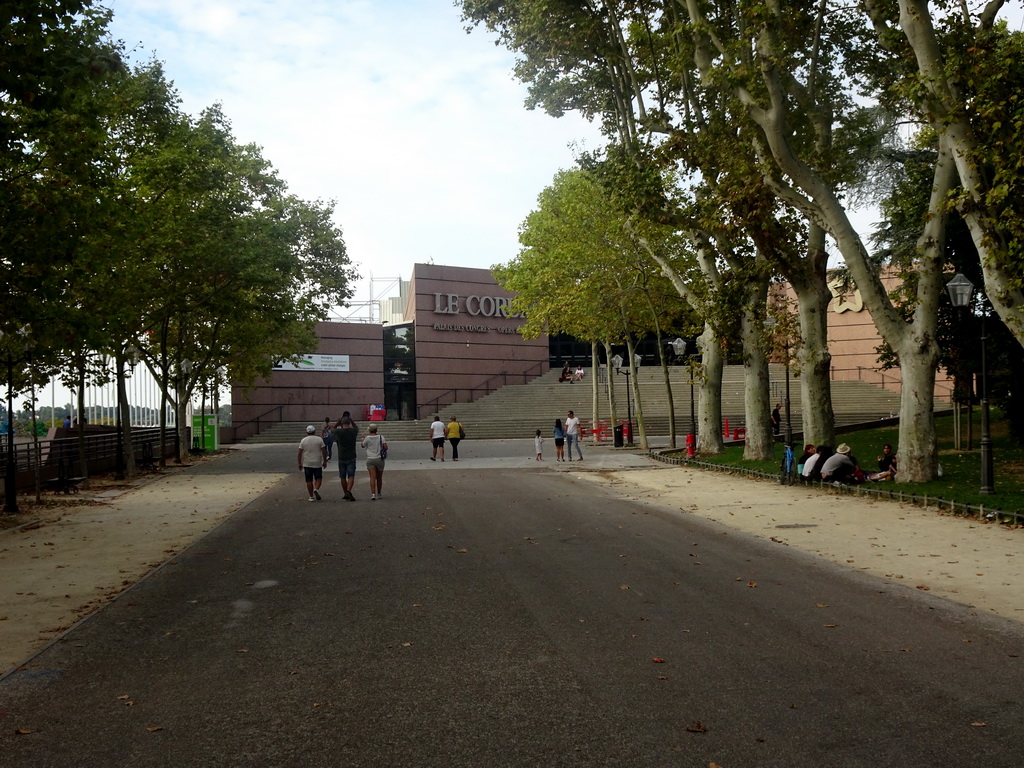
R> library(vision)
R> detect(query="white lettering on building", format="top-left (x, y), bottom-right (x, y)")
top-left (434, 293), bottom-right (524, 318)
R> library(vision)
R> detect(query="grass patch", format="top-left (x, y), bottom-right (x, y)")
top-left (674, 412), bottom-right (1024, 515)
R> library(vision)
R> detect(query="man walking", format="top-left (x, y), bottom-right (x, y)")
top-left (429, 414), bottom-right (446, 461)
top-left (565, 410), bottom-right (583, 462)
top-left (334, 416), bottom-right (359, 501)
top-left (298, 425), bottom-right (327, 501)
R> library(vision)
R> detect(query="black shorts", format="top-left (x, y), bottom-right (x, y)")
top-left (432, 437), bottom-right (445, 448)
top-left (554, 438), bottom-right (564, 447)
top-left (303, 467), bottom-right (323, 482)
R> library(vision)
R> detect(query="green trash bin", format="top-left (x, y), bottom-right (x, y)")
top-left (191, 414), bottom-right (220, 451)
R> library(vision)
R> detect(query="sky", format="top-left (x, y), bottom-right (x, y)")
top-left (103, 0), bottom-right (604, 320)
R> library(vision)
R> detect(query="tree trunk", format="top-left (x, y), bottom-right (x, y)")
top-left (590, 340), bottom-right (600, 445)
top-left (696, 323), bottom-right (725, 454)
top-left (76, 362), bottom-right (89, 485)
top-left (740, 289), bottom-right (773, 461)
top-left (656, 331), bottom-right (677, 449)
top-left (792, 227), bottom-right (836, 447)
top-left (625, 335), bottom-right (648, 449)
top-left (894, 338), bottom-right (940, 481)
top-left (116, 352), bottom-right (136, 478)
top-left (603, 340), bottom-right (618, 429)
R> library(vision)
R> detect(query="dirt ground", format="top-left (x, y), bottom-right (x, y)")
top-left (584, 467), bottom-right (1024, 622)
top-left (3, 448), bottom-right (1023, 676)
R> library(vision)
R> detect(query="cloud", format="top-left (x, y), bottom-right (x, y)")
top-left (106, 0), bottom-right (602, 307)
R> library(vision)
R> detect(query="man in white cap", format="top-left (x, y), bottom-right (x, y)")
top-left (298, 425), bottom-right (328, 501)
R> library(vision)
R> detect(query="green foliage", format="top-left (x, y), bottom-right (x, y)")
top-left (2, 10), bottom-right (357, 406)
top-left (495, 168), bottom-right (690, 342)
top-left (686, 413), bottom-right (1024, 511)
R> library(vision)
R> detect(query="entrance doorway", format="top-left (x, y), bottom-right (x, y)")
top-left (384, 383), bottom-right (416, 421)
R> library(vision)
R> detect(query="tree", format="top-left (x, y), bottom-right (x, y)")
top-left (497, 168), bottom-right (691, 449)
top-left (862, 1), bottom-right (1024, 349)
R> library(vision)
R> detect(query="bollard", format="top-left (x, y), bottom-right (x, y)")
top-left (723, 418), bottom-right (730, 438)
top-left (686, 433), bottom-right (695, 458)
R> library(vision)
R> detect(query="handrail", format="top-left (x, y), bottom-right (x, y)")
top-left (829, 366), bottom-right (955, 402)
top-left (232, 405), bottom-right (283, 441)
top-left (417, 362), bottom-right (547, 419)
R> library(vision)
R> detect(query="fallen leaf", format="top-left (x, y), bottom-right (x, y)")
top-left (236, 649), bottom-right (249, 653)
top-left (747, 581), bottom-right (757, 588)
top-left (823, 624), bottom-right (838, 628)
top-left (14, 728), bottom-right (33, 735)
top-left (146, 726), bottom-right (163, 733)
top-left (652, 658), bottom-right (665, 663)
top-left (686, 721), bottom-right (707, 733)
top-left (971, 722), bottom-right (986, 727)
top-left (620, 584), bottom-right (630, 590)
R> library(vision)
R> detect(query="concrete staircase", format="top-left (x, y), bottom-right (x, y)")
top-left (242, 365), bottom-right (906, 443)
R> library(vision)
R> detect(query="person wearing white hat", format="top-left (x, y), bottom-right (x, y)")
top-left (820, 443), bottom-right (857, 484)
top-left (298, 425), bottom-right (327, 501)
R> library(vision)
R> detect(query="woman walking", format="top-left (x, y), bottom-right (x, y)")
top-left (361, 424), bottom-right (387, 500)
top-left (446, 415), bottom-right (464, 461)
top-left (553, 418), bottom-right (566, 462)
top-left (321, 417), bottom-right (335, 461)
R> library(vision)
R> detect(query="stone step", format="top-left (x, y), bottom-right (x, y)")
top-left (243, 365), bottom-right (906, 443)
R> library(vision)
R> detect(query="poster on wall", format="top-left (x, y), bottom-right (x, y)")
top-left (273, 354), bottom-right (350, 372)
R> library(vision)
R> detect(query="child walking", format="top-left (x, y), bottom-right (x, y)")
top-left (534, 429), bottom-right (544, 461)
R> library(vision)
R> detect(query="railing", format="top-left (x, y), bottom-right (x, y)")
top-left (0, 427), bottom-right (173, 494)
top-left (417, 362), bottom-right (548, 420)
top-left (829, 366), bottom-right (955, 403)
top-left (231, 405), bottom-right (284, 441)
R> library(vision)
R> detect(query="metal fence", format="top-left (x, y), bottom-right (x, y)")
top-left (0, 427), bottom-right (175, 495)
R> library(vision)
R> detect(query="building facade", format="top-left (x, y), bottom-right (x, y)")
top-left (231, 264), bottom-right (548, 433)
top-left (231, 262), bottom-right (928, 437)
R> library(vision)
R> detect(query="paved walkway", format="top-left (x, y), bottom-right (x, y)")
top-left (3, 439), bottom-right (1022, 676)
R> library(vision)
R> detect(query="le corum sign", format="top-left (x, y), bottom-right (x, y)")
top-left (431, 293), bottom-right (525, 334)
top-left (432, 293), bottom-right (524, 318)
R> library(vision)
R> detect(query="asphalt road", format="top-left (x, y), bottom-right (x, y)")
top-left (2, 447), bottom-right (1023, 767)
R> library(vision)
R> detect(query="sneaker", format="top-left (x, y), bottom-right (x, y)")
top-left (371, 493), bottom-right (377, 501)
top-left (376, 491), bottom-right (382, 498)
top-left (308, 496), bottom-right (316, 502)
top-left (313, 489), bottom-right (321, 500)
top-left (347, 491), bottom-right (356, 501)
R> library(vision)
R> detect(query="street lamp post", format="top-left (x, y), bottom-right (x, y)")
top-left (946, 273), bottom-right (995, 495)
top-left (611, 354), bottom-right (633, 445)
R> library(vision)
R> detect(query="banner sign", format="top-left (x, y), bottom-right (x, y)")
top-left (274, 354), bottom-right (350, 372)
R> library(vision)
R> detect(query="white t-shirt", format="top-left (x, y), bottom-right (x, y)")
top-left (534, 435), bottom-right (543, 453)
top-left (362, 433), bottom-right (386, 460)
top-left (299, 435), bottom-right (325, 467)
top-left (565, 416), bottom-right (580, 436)
top-left (801, 453), bottom-right (821, 477)
top-left (430, 420), bottom-right (446, 439)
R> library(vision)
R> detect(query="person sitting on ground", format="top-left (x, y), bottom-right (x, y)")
top-left (559, 362), bottom-right (571, 383)
top-left (803, 445), bottom-right (832, 482)
top-left (797, 443), bottom-right (816, 478)
top-left (573, 365), bottom-right (585, 381)
top-left (868, 443), bottom-right (898, 481)
top-left (820, 443), bottom-right (858, 484)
